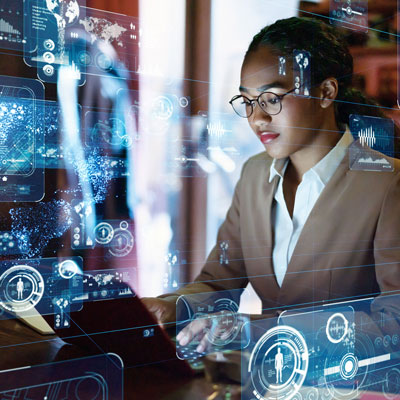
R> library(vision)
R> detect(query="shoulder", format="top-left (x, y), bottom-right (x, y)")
top-left (240, 151), bottom-right (273, 178)
top-left (346, 144), bottom-right (400, 206)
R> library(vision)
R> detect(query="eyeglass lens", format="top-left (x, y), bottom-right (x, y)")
top-left (231, 92), bottom-right (282, 117)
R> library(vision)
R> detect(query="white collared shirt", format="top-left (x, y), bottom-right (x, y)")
top-left (269, 131), bottom-right (354, 287)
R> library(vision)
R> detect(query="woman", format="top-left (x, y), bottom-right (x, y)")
top-left (143, 17), bottom-right (400, 350)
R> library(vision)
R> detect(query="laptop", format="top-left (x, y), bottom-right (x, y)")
top-left (18, 287), bottom-right (194, 377)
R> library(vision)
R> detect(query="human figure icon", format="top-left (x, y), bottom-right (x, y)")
top-left (17, 277), bottom-right (24, 300)
top-left (275, 347), bottom-right (284, 384)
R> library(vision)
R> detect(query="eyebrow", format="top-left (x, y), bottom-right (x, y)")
top-left (239, 81), bottom-right (287, 93)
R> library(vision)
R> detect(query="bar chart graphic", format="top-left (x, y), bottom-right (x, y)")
top-left (0, 18), bottom-right (21, 35)
top-left (0, 1), bottom-right (27, 49)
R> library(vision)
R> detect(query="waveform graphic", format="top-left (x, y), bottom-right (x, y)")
top-left (0, 18), bottom-right (20, 35)
top-left (358, 126), bottom-right (376, 148)
top-left (207, 121), bottom-right (230, 139)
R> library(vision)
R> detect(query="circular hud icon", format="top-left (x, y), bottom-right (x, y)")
top-left (96, 53), bottom-right (113, 71)
top-left (43, 51), bottom-right (55, 64)
top-left (43, 64), bottom-right (55, 76)
top-left (248, 325), bottom-right (309, 400)
top-left (151, 96), bottom-right (174, 120)
top-left (205, 298), bottom-right (240, 347)
top-left (382, 367), bottom-right (400, 399)
top-left (43, 39), bottom-right (56, 51)
top-left (108, 223), bottom-right (134, 257)
top-left (94, 222), bottom-right (114, 245)
top-left (326, 312), bottom-right (349, 344)
top-left (58, 259), bottom-right (79, 280)
top-left (0, 265), bottom-right (45, 312)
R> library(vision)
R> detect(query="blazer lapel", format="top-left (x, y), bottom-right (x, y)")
top-left (245, 158), bottom-right (282, 311)
top-left (263, 174), bottom-right (280, 292)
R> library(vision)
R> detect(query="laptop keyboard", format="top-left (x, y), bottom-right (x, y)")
top-left (175, 343), bottom-right (205, 372)
top-left (175, 342), bottom-right (206, 360)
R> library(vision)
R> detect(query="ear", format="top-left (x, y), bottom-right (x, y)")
top-left (319, 78), bottom-right (339, 109)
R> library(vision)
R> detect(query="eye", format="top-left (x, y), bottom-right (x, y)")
top-left (259, 99), bottom-right (267, 108)
top-left (268, 97), bottom-right (280, 105)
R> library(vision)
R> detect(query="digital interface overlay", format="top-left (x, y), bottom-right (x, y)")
top-left (0, 75), bottom-right (44, 202)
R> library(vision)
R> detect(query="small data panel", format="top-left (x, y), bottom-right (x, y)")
top-left (124, 88), bottom-right (190, 140)
top-left (242, 296), bottom-right (400, 399)
top-left (0, 353), bottom-right (123, 399)
top-left (24, 0), bottom-right (86, 84)
top-left (330, 0), bottom-right (368, 32)
top-left (349, 114), bottom-right (394, 172)
top-left (80, 267), bottom-right (135, 302)
top-left (242, 304), bottom-right (356, 400)
top-left (0, 0), bottom-right (27, 50)
top-left (71, 205), bottom-right (135, 258)
top-left (199, 111), bottom-right (241, 178)
top-left (84, 109), bottom-right (135, 150)
top-left (0, 257), bottom-right (83, 317)
top-left (77, 6), bottom-right (139, 74)
top-left (0, 75), bottom-right (44, 202)
top-left (293, 50), bottom-right (311, 97)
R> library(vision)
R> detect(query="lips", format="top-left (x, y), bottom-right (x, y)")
top-left (259, 132), bottom-right (280, 145)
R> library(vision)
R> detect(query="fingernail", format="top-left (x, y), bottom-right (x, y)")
top-left (196, 344), bottom-right (203, 353)
top-left (179, 335), bottom-right (188, 345)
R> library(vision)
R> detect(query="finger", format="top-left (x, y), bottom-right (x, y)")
top-left (177, 318), bottom-right (209, 346)
top-left (196, 333), bottom-right (210, 353)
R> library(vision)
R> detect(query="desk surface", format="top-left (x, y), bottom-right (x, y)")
top-left (0, 319), bottom-right (395, 399)
top-left (0, 318), bottom-right (216, 399)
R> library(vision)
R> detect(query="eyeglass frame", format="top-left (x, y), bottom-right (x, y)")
top-left (229, 87), bottom-right (297, 118)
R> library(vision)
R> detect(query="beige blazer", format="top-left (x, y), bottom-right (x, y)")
top-left (166, 141), bottom-right (400, 316)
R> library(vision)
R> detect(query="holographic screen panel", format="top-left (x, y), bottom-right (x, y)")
top-left (0, 0), bottom-right (28, 51)
top-left (0, 353), bottom-right (123, 399)
top-left (0, 257), bottom-right (83, 319)
top-left (0, 75), bottom-right (44, 202)
top-left (24, 0), bottom-right (86, 84)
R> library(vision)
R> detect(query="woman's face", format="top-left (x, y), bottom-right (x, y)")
top-left (240, 46), bottom-right (329, 160)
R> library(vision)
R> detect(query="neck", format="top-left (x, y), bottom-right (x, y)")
top-left (289, 115), bottom-right (342, 182)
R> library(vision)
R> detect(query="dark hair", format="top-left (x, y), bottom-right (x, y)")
top-left (245, 17), bottom-right (384, 130)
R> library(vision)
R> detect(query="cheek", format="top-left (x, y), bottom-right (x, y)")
top-left (281, 99), bottom-right (318, 127)
top-left (246, 118), bottom-right (258, 134)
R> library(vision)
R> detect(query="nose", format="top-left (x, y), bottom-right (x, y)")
top-left (249, 101), bottom-right (272, 128)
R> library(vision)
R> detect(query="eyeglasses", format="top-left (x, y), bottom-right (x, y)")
top-left (229, 88), bottom-right (296, 118)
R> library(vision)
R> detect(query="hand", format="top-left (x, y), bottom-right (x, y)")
top-left (177, 314), bottom-right (212, 353)
top-left (177, 311), bottom-right (241, 353)
top-left (141, 297), bottom-right (176, 326)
